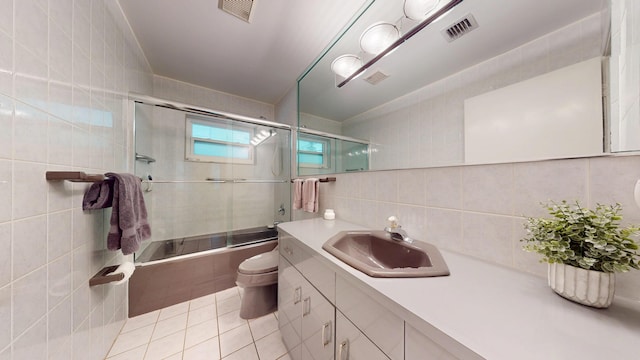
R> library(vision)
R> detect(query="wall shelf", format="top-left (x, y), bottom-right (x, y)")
top-left (45, 171), bottom-right (105, 183)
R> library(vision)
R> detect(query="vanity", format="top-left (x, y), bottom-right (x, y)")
top-left (277, 218), bottom-right (640, 360)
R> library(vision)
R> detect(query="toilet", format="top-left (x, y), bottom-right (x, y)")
top-left (236, 247), bottom-right (279, 319)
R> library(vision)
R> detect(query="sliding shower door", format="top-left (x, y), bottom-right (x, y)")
top-left (132, 99), bottom-right (291, 263)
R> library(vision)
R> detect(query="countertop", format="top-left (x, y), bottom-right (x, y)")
top-left (278, 218), bottom-right (640, 360)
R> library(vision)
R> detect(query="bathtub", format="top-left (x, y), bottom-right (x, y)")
top-left (128, 226), bottom-right (279, 317)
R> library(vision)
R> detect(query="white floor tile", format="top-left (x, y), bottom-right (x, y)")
top-left (218, 310), bottom-right (247, 334)
top-left (120, 311), bottom-right (159, 334)
top-left (185, 319), bottom-right (218, 349)
top-left (217, 295), bottom-right (241, 315)
top-left (151, 313), bottom-right (188, 341)
top-left (158, 301), bottom-right (190, 321)
top-left (108, 325), bottom-right (154, 357)
top-left (105, 344), bottom-right (146, 360)
top-left (144, 330), bottom-right (185, 360)
top-left (108, 286), bottom-right (290, 360)
top-left (188, 304), bottom-right (217, 328)
top-left (216, 287), bottom-right (240, 301)
top-left (248, 313), bottom-right (278, 341)
top-left (219, 323), bottom-right (253, 358)
top-left (255, 331), bottom-right (287, 360)
top-left (190, 293), bottom-right (216, 310)
top-left (222, 344), bottom-right (259, 360)
top-left (183, 337), bottom-right (221, 360)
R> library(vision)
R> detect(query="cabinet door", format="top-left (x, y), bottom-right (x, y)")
top-left (301, 281), bottom-right (335, 360)
top-left (335, 311), bottom-right (390, 360)
top-left (279, 255), bottom-right (305, 360)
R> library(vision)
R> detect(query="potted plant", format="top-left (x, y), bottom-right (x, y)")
top-left (521, 201), bottom-right (640, 308)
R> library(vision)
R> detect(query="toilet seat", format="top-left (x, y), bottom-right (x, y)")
top-left (238, 250), bottom-right (278, 275)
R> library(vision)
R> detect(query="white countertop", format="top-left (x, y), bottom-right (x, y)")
top-left (278, 218), bottom-right (640, 360)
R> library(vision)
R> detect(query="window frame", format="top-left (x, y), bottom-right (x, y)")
top-left (297, 134), bottom-right (331, 169)
top-left (185, 116), bottom-right (255, 164)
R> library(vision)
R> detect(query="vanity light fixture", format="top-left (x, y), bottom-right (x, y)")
top-left (404, 0), bottom-right (441, 21)
top-left (333, 0), bottom-right (463, 88)
top-left (360, 22), bottom-right (401, 55)
top-left (331, 54), bottom-right (363, 79)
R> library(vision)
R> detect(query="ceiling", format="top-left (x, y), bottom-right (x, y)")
top-left (117, 0), bottom-right (370, 105)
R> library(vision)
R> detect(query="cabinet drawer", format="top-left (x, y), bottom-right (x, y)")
top-left (336, 311), bottom-right (390, 360)
top-left (299, 251), bottom-right (336, 304)
top-left (280, 233), bottom-right (305, 267)
top-left (335, 275), bottom-right (403, 360)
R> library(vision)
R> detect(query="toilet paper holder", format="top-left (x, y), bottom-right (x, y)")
top-left (89, 262), bottom-right (136, 287)
top-left (89, 266), bottom-right (124, 286)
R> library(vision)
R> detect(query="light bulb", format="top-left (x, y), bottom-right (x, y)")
top-left (360, 22), bottom-right (400, 55)
top-left (331, 54), bottom-right (363, 78)
top-left (403, 0), bottom-right (440, 21)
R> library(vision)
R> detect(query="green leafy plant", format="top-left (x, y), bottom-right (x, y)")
top-left (521, 201), bottom-right (640, 273)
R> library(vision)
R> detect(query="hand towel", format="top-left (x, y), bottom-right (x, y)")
top-left (293, 178), bottom-right (304, 210)
top-left (104, 173), bottom-right (151, 255)
top-left (82, 178), bottom-right (115, 210)
top-left (302, 178), bottom-right (319, 213)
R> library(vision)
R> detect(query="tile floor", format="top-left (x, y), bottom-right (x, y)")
top-left (105, 287), bottom-right (290, 360)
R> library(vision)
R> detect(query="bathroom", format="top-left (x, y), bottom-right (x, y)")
top-left (1, 0), bottom-right (639, 359)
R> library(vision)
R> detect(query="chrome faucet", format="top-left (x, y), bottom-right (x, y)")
top-left (384, 216), bottom-right (411, 242)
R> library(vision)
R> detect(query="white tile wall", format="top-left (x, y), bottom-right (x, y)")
top-left (307, 155), bottom-right (640, 302)
top-left (0, 0), bottom-right (153, 359)
top-left (343, 13), bottom-right (604, 170)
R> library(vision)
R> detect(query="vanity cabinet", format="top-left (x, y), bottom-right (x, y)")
top-left (279, 230), bottom-right (467, 360)
top-left (279, 249), bottom-right (335, 360)
top-left (336, 311), bottom-right (390, 360)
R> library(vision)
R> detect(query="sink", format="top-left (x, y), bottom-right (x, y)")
top-left (322, 231), bottom-right (450, 278)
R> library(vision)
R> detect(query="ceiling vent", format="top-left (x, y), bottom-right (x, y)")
top-left (219, 0), bottom-right (256, 23)
top-left (441, 14), bottom-right (479, 42)
top-left (364, 70), bottom-right (389, 85)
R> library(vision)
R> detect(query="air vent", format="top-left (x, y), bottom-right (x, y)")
top-left (364, 70), bottom-right (389, 85)
top-left (219, 0), bottom-right (256, 23)
top-left (441, 14), bottom-right (478, 42)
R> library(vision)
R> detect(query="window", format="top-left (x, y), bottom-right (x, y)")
top-left (298, 134), bottom-right (330, 168)
top-left (186, 116), bottom-right (254, 164)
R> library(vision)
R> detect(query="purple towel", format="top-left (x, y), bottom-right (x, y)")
top-left (82, 178), bottom-right (115, 210)
top-left (104, 173), bottom-right (151, 255)
top-left (82, 173), bottom-right (150, 255)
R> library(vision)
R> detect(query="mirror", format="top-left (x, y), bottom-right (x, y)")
top-left (298, 0), bottom-right (612, 174)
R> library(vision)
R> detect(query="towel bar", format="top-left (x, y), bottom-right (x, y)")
top-left (46, 171), bottom-right (105, 182)
top-left (291, 177), bottom-right (336, 183)
top-left (89, 265), bottom-right (124, 286)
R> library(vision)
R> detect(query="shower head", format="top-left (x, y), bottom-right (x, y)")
top-left (251, 129), bottom-right (277, 146)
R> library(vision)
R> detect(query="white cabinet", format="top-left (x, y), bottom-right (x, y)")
top-left (335, 275), bottom-right (403, 360)
top-left (335, 311), bottom-right (390, 360)
top-left (279, 253), bottom-right (335, 360)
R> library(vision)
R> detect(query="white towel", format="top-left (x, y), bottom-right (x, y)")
top-left (293, 179), bottom-right (304, 210)
top-left (302, 178), bottom-right (319, 213)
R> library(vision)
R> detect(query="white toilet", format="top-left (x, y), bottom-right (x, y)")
top-left (236, 247), bottom-right (279, 319)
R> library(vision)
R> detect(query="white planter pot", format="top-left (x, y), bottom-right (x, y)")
top-left (547, 263), bottom-right (615, 308)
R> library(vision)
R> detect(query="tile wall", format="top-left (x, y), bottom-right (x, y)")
top-left (0, 1), bottom-right (153, 359)
top-left (306, 156), bottom-right (640, 303)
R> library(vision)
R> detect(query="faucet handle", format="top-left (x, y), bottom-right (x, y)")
top-left (387, 216), bottom-right (400, 229)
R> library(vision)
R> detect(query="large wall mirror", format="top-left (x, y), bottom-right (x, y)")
top-left (297, 0), bottom-right (631, 175)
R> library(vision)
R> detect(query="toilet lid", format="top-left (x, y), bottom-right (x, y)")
top-left (238, 250), bottom-right (278, 274)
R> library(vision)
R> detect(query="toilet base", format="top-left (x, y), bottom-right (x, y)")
top-left (239, 283), bottom-right (278, 319)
